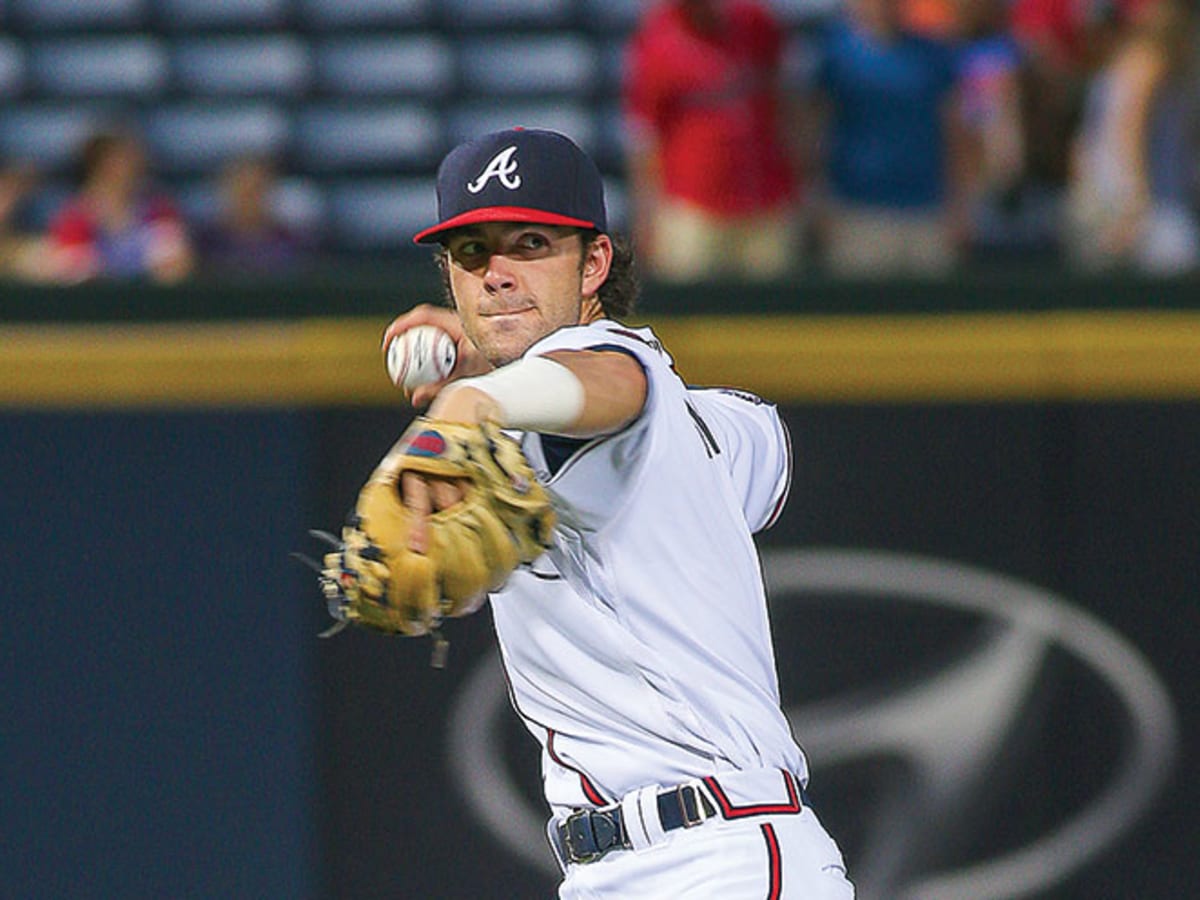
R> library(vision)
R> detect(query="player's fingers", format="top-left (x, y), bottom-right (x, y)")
top-left (410, 381), bottom-right (448, 408)
top-left (430, 477), bottom-right (464, 512)
top-left (381, 309), bottom-right (421, 351)
top-left (381, 303), bottom-right (462, 351)
top-left (402, 471), bottom-right (432, 554)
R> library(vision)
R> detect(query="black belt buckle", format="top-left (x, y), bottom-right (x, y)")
top-left (562, 808), bottom-right (622, 864)
top-left (676, 784), bottom-right (706, 828)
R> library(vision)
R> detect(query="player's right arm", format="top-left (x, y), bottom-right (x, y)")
top-left (383, 302), bottom-right (647, 436)
top-left (428, 348), bottom-right (647, 439)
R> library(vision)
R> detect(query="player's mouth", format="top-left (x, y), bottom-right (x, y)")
top-left (480, 306), bottom-right (536, 321)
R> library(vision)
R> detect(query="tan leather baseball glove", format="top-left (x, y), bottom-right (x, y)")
top-left (315, 418), bottom-right (555, 639)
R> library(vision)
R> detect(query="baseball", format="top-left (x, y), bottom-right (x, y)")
top-left (386, 325), bottom-right (457, 391)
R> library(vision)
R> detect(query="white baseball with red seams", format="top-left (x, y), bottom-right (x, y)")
top-left (386, 325), bottom-right (457, 391)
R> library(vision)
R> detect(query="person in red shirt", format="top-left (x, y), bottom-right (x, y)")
top-left (46, 128), bottom-right (194, 284)
top-left (623, 0), bottom-right (799, 282)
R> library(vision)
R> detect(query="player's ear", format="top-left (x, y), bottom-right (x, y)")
top-left (580, 233), bottom-right (613, 298)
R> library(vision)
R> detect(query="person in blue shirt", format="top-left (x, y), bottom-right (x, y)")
top-left (805, 0), bottom-right (966, 277)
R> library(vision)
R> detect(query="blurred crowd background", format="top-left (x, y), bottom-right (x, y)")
top-left (0, 0), bottom-right (1197, 286)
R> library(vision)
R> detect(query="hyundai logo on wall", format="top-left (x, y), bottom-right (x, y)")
top-left (446, 550), bottom-right (1179, 899)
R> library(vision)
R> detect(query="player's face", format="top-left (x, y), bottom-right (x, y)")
top-left (443, 222), bottom-right (610, 366)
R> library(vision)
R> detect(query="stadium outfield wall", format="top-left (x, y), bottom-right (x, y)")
top-left (2, 274), bottom-right (1198, 898)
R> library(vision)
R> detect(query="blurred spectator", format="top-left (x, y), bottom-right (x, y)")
top-left (196, 156), bottom-right (317, 278)
top-left (623, 0), bottom-right (799, 282)
top-left (805, 0), bottom-right (967, 277)
top-left (1065, 0), bottom-right (1200, 273)
top-left (1008, 0), bottom-right (1127, 190)
top-left (951, 0), bottom-right (1031, 254)
top-left (903, 0), bottom-right (961, 38)
top-left (0, 162), bottom-right (51, 281)
top-left (45, 127), bottom-right (194, 284)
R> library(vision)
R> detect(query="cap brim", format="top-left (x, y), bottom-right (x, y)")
top-left (413, 206), bottom-right (599, 244)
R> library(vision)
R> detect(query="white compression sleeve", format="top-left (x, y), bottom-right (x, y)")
top-left (452, 355), bottom-right (586, 434)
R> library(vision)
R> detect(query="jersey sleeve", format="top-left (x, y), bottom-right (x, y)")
top-left (520, 322), bottom-right (792, 534)
top-left (685, 387), bottom-right (792, 532)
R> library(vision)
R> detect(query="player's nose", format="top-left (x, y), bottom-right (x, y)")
top-left (483, 253), bottom-right (518, 294)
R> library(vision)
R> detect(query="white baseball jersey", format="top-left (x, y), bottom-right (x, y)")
top-left (488, 319), bottom-right (804, 818)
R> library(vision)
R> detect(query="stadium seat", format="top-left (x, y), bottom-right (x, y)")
top-left (457, 35), bottom-right (598, 97)
top-left (298, 0), bottom-right (433, 29)
top-left (598, 36), bottom-right (630, 94)
top-left (176, 174), bottom-right (326, 236)
top-left (273, 176), bottom-right (327, 235)
top-left (143, 103), bottom-right (291, 174)
top-left (155, 0), bottom-right (289, 30)
top-left (0, 0), bottom-right (648, 258)
top-left (446, 101), bottom-right (595, 155)
top-left (10, 0), bottom-right (146, 31)
top-left (771, 0), bottom-right (841, 27)
top-left (295, 105), bottom-right (442, 173)
top-left (314, 35), bottom-right (453, 98)
top-left (174, 179), bottom-right (220, 227)
top-left (591, 102), bottom-right (629, 172)
top-left (28, 37), bottom-right (168, 99)
top-left (0, 105), bottom-right (112, 170)
top-left (602, 175), bottom-right (628, 232)
top-left (173, 36), bottom-right (311, 97)
top-left (19, 179), bottom-right (73, 230)
top-left (439, 0), bottom-right (573, 29)
top-left (579, 0), bottom-right (645, 33)
top-left (0, 39), bottom-right (24, 99)
top-left (326, 178), bottom-right (436, 251)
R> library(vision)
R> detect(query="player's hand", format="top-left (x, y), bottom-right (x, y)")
top-left (401, 470), bottom-right (466, 554)
top-left (382, 303), bottom-right (493, 407)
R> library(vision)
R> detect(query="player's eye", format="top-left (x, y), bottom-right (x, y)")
top-left (516, 232), bottom-right (550, 251)
top-left (449, 240), bottom-right (487, 263)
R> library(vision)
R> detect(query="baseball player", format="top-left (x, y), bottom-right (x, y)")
top-left (374, 128), bottom-right (854, 898)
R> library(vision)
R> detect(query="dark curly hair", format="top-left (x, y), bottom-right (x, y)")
top-left (434, 228), bottom-right (640, 320)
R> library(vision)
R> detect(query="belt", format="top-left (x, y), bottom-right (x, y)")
top-left (555, 783), bottom-right (717, 865)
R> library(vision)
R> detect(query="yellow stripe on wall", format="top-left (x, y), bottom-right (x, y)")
top-left (659, 312), bottom-right (1200, 402)
top-left (2, 312), bottom-right (1200, 409)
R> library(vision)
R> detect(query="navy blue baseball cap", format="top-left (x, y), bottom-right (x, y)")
top-left (413, 128), bottom-right (607, 244)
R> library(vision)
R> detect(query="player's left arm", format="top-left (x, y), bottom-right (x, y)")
top-left (427, 349), bottom-right (647, 438)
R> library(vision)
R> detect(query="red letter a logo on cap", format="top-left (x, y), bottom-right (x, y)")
top-left (466, 145), bottom-right (522, 194)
